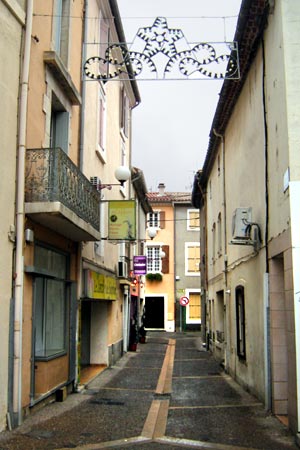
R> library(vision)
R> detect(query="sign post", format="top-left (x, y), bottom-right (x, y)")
top-left (179, 296), bottom-right (189, 332)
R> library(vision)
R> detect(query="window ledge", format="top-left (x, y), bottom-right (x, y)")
top-left (43, 51), bottom-right (81, 105)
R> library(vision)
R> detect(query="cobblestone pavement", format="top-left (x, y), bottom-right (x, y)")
top-left (0, 332), bottom-right (298, 450)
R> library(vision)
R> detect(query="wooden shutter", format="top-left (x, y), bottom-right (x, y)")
top-left (160, 211), bottom-right (165, 229)
top-left (161, 245), bottom-right (169, 274)
top-left (99, 19), bottom-right (109, 74)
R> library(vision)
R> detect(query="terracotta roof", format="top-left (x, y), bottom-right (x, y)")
top-left (147, 192), bottom-right (191, 203)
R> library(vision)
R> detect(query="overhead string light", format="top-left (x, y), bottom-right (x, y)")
top-left (83, 16), bottom-right (240, 82)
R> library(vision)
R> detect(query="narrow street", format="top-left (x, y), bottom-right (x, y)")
top-left (0, 332), bottom-right (297, 450)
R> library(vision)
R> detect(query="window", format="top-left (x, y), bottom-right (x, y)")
top-left (187, 209), bottom-right (200, 230)
top-left (148, 211), bottom-right (160, 228)
top-left (53, 0), bottom-right (70, 66)
top-left (217, 213), bottom-right (222, 255)
top-left (212, 223), bottom-right (216, 262)
top-left (236, 285), bottom-right (246, 359)
top-left (50, 93), bottom-right (69, 153)
top-left (99, 12), bottom-right (109, 76)
top-left (186, 291), bottom-right (201, 324)
top-left (147, 211), bottom-right (166, 229)
top-left (120, 87), bottom-right (129, 137)
top-left (33, 245), bottom-right (69, 359)
top-left (147, 246), bottom-right (162, 273)
top-left (97, 87), bottom-right (106, 156)
top-left (185, 243), bottom-right (200, 276)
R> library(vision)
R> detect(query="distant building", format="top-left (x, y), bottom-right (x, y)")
top-left (145, 184), bottom-right (200, 332)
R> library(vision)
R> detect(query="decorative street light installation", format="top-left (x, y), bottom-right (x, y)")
top-left (84, 16), bottom-right (239, 82)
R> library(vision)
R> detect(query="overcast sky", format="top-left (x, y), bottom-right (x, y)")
top-left (117, 0), bottom-right (242, 192)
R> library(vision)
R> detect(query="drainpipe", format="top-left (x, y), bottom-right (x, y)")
top-left (79, 0), bottom-right (88, 172)
top-left (13, 0), bottom-right (33, 426)
top-left (74, 0), bottom-right (88, 390)
top-left (262, 39), bottom-right (271, 411)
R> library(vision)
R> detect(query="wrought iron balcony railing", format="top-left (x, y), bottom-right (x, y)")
top-left (25, 148), bottom-right (100, 231)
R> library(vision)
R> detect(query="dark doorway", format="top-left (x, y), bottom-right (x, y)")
top-left (144, 296), bottom-right (164, 329)
top-left (81, 301), bottom-right (91, 365)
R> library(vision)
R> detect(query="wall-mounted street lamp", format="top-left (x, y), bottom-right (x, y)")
top-left (91, 165), bottom-right (131, 191)
top-left (147, 227), bottom-right (157, 240)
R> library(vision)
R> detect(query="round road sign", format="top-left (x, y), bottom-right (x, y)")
top-left (179, 296), bottom-right (189, 306)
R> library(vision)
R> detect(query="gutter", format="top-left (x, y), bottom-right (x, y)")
top-left (13, 0), bottom-right (33, 427)
top-left (109, 0), bottom-right (141, 107)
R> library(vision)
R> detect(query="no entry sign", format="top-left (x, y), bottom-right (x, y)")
top-left (179, 296), bottom-right (189, 306)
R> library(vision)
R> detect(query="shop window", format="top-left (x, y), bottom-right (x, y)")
top-left (236, 285), bottom-right (246, 360)
top-left (33, 244), bottom-right (69, 359)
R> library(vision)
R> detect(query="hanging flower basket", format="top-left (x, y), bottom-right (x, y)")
top-left (146, 272), bottom-right (163, 282)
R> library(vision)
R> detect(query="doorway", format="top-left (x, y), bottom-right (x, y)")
top-left (144, 296), bottom-right (165, 329)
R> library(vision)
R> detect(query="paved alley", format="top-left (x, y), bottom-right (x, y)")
top-left (0, 332), bottom-right (298, 450)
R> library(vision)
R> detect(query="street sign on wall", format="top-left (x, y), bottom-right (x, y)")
top-left (179, 296), bottom-right (189, 306)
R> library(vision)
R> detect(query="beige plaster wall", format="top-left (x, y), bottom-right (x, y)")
top-left (206, 50), bottom-right (267, 400)
top-left (0, 0), bottom-right (25, 431)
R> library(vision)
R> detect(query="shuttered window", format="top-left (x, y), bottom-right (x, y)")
top-left (185, 243), bottom-right (200, 276)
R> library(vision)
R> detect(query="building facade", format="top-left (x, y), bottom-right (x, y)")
top-left (145, 184), bottom-right (200, 333)
top-left (0, 0), bottom-right (26, 432)
top-left (174, 200), bottom-right (201, 332)
top-left (193, 0), bottom-right (300, 437)
top-left (1, 0), bottom-right (141, 430)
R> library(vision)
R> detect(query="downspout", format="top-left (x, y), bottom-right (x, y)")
top-left (213, 129), bottom-right (229, 369)
top-left (262, 38), bottom-right (271, 411)
top-left (79, 0), bottom-right (88, 172)
top-left (74, 0), bottom-right (88, 390)
top-left (14, 0), bottom-right (33, 426)
top-left (173, 202), bottom-right (177, 332)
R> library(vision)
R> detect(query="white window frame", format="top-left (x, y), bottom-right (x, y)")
top-left (147, 211), bottom-right (160, 229)
top-left (96, 85), bottom-right (107, 162)
top-left (185, 242), bottom-right (200, 276)
top-left (146, 244), bottom-right (164, 273)
top-left (187, 209), bottom-right (200, 231)
top-left (185, 289), bottom-right (201, 324)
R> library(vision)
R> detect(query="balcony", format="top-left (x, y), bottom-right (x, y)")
top-left (25, 148), bottom-right (101, 241)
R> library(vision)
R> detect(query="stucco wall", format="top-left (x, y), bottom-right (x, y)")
top-left (206, 49), bottom-right (267, 401)
top-left (0, 0), bottom-right (25, 431)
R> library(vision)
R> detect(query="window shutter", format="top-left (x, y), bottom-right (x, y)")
top-left (160, 211), bottom-right (165, 229)
top-left (99, 19), bottom-right (109, 74)
top-left (161, 245), bottom-right (169, 274)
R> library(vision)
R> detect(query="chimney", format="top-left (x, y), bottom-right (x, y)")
top-left (158, 183), bottom-right (165, 196)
